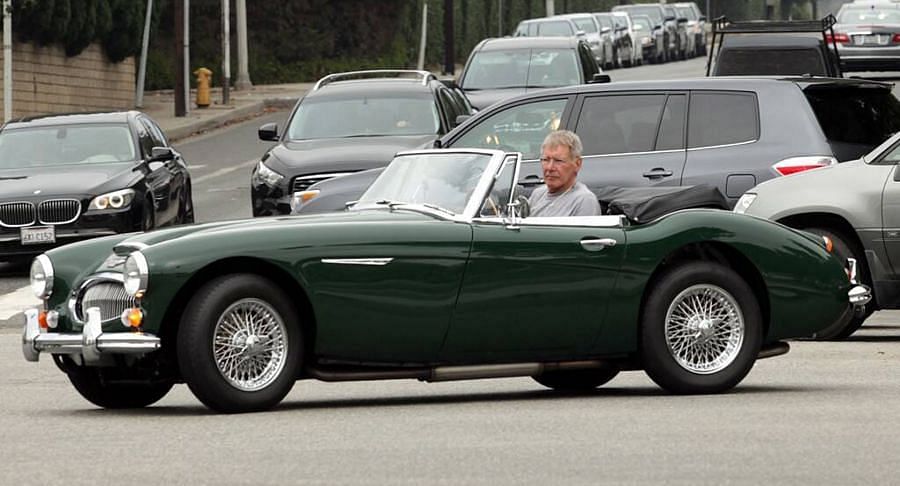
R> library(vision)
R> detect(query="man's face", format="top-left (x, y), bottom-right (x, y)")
top-left (540, 143), bottom-right (582, 194)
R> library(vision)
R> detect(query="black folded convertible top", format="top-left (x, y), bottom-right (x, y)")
top-left (593, 185), bottom-right (729, 224)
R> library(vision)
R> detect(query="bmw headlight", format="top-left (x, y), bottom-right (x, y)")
top-left (89, 188), bottom-right (135, 210)
top-left (254, 161), bottom-right (285, 187)
top-left (733, 193), bottom-right (757, 214)
top-left (123, 251), bottom-right (149, 297)
top-left (30, 254), bottom-right (54, 299)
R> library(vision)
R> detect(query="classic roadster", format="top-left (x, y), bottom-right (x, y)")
top-left (23, 149), bottom-right (869, 413)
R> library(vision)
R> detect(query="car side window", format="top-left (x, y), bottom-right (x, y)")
top-left (135, 120), bottom-right (155, 159)
top-left (655, 95), bottom-right (686, 151)
top-left (574, 94), bottom-right (667, 155)
top-left (140, 118), bottom-right (168, 148)
top-left (449, 98), bottom-right (567, 160)
top-left (687, 92), bottom-right (759, 149)
top-left (578, 43), bottom-right (597, 80)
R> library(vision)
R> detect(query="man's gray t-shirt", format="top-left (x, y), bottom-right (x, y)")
top-left (528, 182), bottom-right (601, 217)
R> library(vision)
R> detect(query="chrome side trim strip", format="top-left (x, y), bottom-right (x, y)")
top-left (321, 258), bottom-right (394, 266)
top-left (686, 139), bottom-right (757, 152)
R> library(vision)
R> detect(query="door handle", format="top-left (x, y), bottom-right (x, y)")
top-left (642, 168), bottom-right (674, 179)
top-left (580, 238), bottom-right (617, 251)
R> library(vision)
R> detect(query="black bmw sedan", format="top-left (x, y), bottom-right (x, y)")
top-left (0, 111), bottom-right (194, 263)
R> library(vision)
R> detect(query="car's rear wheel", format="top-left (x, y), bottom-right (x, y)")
top-left (533, 368), bottom-right (619, 391)
top-left (800, 226), bottom-right (873, 339)
top-left (641, 262), bottom-right (762, 394)
top-left (177, 274), bottom-right (303, 413)
top-left (63, 360), bottom-right (173, 409)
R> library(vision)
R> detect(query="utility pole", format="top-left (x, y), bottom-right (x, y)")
top-left (2, 0), bottom-right (11, 122)
top-left (498, 0), bottom-right (502, 37)
top-left (135, 0), bottom-right (153, 108)
top-left (221, 0), bottom-right (230, 104)
top-left (417, 2), bottom-right (427, 70)
top-left (545, 0), bottom-right (554, 17)
top-left (234, 0), bottom-right (251, 89)
top-left (443, 0), bottom-right (454, 75)
top-left (174, 0), bottom-right (185, 116)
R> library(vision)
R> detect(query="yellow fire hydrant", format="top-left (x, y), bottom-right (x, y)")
top-left (194, 67), bottom-right (213, 108)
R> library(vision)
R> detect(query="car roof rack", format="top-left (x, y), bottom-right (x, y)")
top-left (313, 70), bottom-right (438, 91)
top-left (705, 14), bottom-right (842, 77)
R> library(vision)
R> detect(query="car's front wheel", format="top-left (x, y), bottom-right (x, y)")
top-left (63, 360), bottom-right (173, 409)
top-left (641, 262), bottom-right (762, 394)
top-left (533, 368), bottom-right (619, 391)
top-left (177, 274), bottom-right (303, 413)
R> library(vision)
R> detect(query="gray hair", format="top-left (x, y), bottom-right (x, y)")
top-left (542, 130), bottom-right (583, 159)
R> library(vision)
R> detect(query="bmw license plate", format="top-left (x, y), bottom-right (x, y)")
top-left (20, 226), bottom-right (55, 245)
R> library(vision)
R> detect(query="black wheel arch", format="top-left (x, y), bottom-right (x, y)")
top-left (637, 241), bottom-right (771, 344)
top-left (158, 257), bottom-right (316, 379)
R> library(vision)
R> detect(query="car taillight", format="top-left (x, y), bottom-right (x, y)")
top-left (893, 33), bottom-right (900, 43)
top-left (772, 156), bottom-right (837, 176)
top-left (825, 33), bottom-right (849, 44)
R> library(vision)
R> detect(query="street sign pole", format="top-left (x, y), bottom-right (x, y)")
top-left (3, 0), bottom-right (12, 121)
top-left (222, 0), bottom-right (230, 105)
top-left (135, 0), bottom-right (153, 108)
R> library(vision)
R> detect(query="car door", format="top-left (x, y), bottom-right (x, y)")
top-left (572, 92), bottom-right (687, 192)
top-left (440, 218), bottom-right (626, 363)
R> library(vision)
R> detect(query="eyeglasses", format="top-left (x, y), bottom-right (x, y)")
top-left (540, 156), bottom-right (571, 166)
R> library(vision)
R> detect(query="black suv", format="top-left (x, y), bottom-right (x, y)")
top-left (293, 76), bottom-right (900, 214)
top-left (251, 70), bottom-right (473, 216)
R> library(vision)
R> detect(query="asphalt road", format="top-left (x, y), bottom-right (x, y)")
top-left (3, 313), bottom-right (900, 484)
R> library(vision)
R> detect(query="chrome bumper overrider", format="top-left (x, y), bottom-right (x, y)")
top-left (22, 307), bottom-right (160, 363)
top-left (846, 257), bottom-right (872, 309)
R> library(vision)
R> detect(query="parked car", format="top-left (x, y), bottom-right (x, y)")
top-left (831, 3), bottom-right (900, 71)
top-left (514, 16), bottom-right (585, 39)
top-left (250, 70), bottom-right (473, 216)
top-left (612, 4), bottom-right (673, 62)
top-left (662, 3), bottom-right (691, 59)
top-left (674, 1), bottom-right (707, 56)
top-left (457, 37), bottom-right (605, 111)
top-left (0, 111), bottom-right (193, 264)
top-left (558, 13), bottom-right (607, 65)
top-left (293, 77), bottom-right (900, 214)
top-left (23, 149), bottom-right (866, 412)
top-left (611, 12), bottom-right (643, 67)
top-left (737, 129), bottom-right (900, 339)
top-left (630, 14), bottom-right (665, 63)
top-left (590, 12), bottom-right (618, 69)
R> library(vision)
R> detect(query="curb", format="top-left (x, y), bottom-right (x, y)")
top-left (167, 96), bottom-right (298, 142)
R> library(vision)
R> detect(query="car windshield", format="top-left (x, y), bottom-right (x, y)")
top-left (0, 124), bottom-right (136, 169)
top-left (356, 152), bottom-right (492, 214)
top-left (676, 6), bottom-right (697, 20)
top-left (838, 8), bottom-right (900, 24)
top-left (536, 20), bottom-right (574, 36)
top-left (571, 17), bottom-right (597, 33)
top-left (619, 6), bottom-right (662, 24)
top-left (462, 49), bottom-right (580, 90)
top-left (287, 95), bottom-right (440, 140)
top-left (633, 17), bottom-right (653, 32)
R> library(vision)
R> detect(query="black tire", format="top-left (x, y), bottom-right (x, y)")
top-left (800, 227), bottom-right (873, 340)
top-left (533, 368), bottom-right (619, 391)
top-left (177, 274), bottom-right (303, 413)
top-left (65, 363), bottom-right (173, 409)
top-left (641, 262), bottom-right (762, 394)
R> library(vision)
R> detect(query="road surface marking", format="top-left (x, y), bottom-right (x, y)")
top-left (194, 159), bottom-right (258, 184)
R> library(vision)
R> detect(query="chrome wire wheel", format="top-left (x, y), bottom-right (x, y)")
top-left (213, 298), bottom-right (288, 392)
top-left (664, 284), bottom-right (744, 375)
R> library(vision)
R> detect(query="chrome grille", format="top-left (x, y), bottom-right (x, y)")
top-left (291, 172), bottom-right (354, 193)
top-left (78, 281), bottom-right (135, 322)
top-left (0, 202), bottom-right (36, 227)
top-left (38, 199), bottom-right (81, 224)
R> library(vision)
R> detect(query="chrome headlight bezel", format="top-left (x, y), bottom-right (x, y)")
top-left (733, 193), bottom-right (757, 214)
top-left (123, 251), bottom-right (149, 297)
top-left (88, 188), bottom-right (136, 211)
top-left (30, 254), bottom-right (54, 299)
top-left (254, 161), bottom-right (285, 187)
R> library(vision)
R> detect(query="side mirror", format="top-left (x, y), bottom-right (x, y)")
top-left (575, 30), bottom-right (587, 38)
top-left (665, 16), bottom-right (676, 22)
top-left (678, 17), bottom-right (689, 24)
top-left (505, 195), bottom-right (530, 226)
top-left (433, 138), bottom-right (443, 149)
top-left (149, 146), bottom-right (176, 162)
top-left (699, 15), bottom-right (707, 22)
top-left (590, 73), bottom-right (611, 84)
top-left (455, 114), bottom-right (471, 126)
top-left (258, 123), bottom-right (279, 141)
top-left (601, 26), bottom-right (611, 34)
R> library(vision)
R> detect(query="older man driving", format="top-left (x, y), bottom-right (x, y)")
top-left (528, 130), bottom-right (601, 217)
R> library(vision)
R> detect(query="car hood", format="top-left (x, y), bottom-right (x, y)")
top-left (0, 163), bottom-right (136, 199)
top-left (264, 135), bottom-right (437, 175)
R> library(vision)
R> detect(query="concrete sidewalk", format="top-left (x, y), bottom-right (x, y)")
top-left (140, 83), bottom-right (313, 142)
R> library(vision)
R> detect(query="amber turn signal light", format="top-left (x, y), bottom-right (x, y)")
top-left (822, 236), bottom-right (833, 253)
top-left (121, 308), bottom-right (143, 329)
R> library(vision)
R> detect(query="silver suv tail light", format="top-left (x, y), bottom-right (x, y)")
top-left (772, 156), bottom-right (837, 176)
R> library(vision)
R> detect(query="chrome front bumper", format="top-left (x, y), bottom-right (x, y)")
top-left (22, 307), bottom-right (160, 363)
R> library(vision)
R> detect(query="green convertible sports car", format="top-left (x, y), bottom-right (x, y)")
top-left (23, 149), bottom-right (870, 413)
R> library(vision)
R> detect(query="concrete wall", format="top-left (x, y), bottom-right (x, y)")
top-left (0, 43), bottom-right (134, 118)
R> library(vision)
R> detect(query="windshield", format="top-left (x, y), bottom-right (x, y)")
top-left (357, 152), bottom-right (492, 214)
top-left (633, 17), bottom-right (653, 32)
top-left (462, 49), bottom-right (580, 90)
top-left (594, 15), bottom-right (613, 29)
top-left (676, 6), bottom-right (697, 20)
top-left (0, 124), bottom-right (136, 169)
top-left (287, 95), bottom-right (440, 139)
top-left (838, 8), bottom-right (900, 24)
top-left (536, 20), bottom-right (574, 36)
top-left (619, 6), bottom-right (662, 24)
top-left (571, 17), bottom-right (597, 33)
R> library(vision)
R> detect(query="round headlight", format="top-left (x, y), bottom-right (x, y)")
top-left (123, 252), bottom-right (149, 297)
top-left (30, 254), bottom-right (54, 299)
